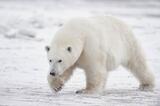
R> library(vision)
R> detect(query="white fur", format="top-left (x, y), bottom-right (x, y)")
top-left (46, 16), bottom-right (155, 94)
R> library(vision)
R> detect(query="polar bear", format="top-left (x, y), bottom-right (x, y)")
top-left (45, 16), bottom-right (155, 94)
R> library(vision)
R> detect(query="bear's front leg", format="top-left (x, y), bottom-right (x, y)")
top-left (76, 65), bottom-right (107, 94)
top-left (47, 75), bottom-right (64, 92)
top-left (47, 65), bottom-right (75, 93)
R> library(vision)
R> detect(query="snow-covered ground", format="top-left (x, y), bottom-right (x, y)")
top-left (0, 0), bottom-right (160, 106)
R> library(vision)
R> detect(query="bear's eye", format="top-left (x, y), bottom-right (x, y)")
top-left (58, 59), bottom-right (62, 63)
top-left (45, 46), bottom-right (50, 52)
top-left (67, 46), bottom-right (72, 52)
top-left (49, 60), bottom-right (52, 63)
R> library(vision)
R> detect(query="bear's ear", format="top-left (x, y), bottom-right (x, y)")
top-left (67, 46), bottom-right (72, 53)
top-left (45, 46), bottom-right (50, 52)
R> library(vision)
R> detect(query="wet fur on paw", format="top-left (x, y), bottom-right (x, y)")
top-left (48, 75), bottom-right (64, 92)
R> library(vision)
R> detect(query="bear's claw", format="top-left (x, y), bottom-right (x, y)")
top-left (54, 86), bottom-right (63, 92)
top-left (76, 90), bottom-right (83, 94)
top-left (75, 89), bottom-right (91, 94)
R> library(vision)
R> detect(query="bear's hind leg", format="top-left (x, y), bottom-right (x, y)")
top-left (124, 50), bottom-right (155, 91)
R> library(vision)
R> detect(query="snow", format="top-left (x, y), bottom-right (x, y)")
top-left (0, 0), bottom-right (160, 106)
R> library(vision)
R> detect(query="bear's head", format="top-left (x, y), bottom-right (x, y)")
top-left (45, 32), bottom-right (84, 77)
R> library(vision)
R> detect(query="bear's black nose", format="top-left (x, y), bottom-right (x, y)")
top-left (50, 72), bottom-right (56, 76)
